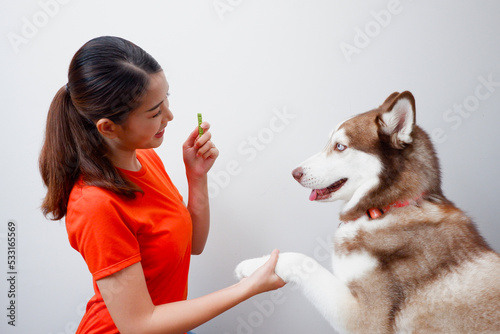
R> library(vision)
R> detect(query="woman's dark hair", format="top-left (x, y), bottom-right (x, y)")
top-left (39, 36), bottom-right (162, 220)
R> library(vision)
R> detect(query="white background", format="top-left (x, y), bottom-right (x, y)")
top-left (1, 1), bottom-right (499, 333)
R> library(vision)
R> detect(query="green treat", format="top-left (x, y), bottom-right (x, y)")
top-left (197, 113), bottom-right (203, 136)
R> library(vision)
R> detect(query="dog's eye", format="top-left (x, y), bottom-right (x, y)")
top-left (336, 143), bottom-right (347, 152)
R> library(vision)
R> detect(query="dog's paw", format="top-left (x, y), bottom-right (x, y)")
top-left (274, 252), bottom-right (318, 283)
top-left (235, 252), bottom-right (320, 284)
top-left (235, 255), bottom-right (270, 280)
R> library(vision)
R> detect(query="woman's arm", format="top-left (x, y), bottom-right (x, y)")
top-left (182, 123), bottom-right (218, 255)
top-left (97, 250), bottom-right (285, 334)
top-left (186, 173), bottom-right (209, 255)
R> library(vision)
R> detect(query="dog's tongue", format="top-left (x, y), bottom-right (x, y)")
top-left (309, 190), bottom-right (318, 201)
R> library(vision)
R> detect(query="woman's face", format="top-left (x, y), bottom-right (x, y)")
top-left (114, 71), bottom-right (173, 151)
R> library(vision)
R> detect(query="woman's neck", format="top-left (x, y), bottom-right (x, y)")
top-left (109, 149), bottom-right (142, 172)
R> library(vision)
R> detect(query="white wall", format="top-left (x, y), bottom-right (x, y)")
top-left (1, 0), bottom-right (499, 333)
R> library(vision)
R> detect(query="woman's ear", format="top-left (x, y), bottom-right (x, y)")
top-left (96, 118), bottom-right (119, 139)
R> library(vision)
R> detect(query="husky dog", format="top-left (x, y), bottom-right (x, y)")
top-left (235, 92), bottom-right (500, 333)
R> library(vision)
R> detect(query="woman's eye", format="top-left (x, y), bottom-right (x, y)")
top-left (152, 109), bottom-right (162, 118)
top-left (336, 143), bottom-right (346, 151)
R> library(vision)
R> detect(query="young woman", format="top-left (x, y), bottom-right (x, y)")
top-left (39, 36), bottom-right (285, 334)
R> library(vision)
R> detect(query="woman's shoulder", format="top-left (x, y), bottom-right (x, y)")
top-left (65, 180), bottom-right (135, 235)
top-left (136, 149), bottom-right (169, 176)
top-left (67, 179), bottom-right (122, 211)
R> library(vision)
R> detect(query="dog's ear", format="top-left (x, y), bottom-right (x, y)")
top-left (378, 91), bottom-right (416, 149)
top-left (379, 91), bottom-right (400, 110)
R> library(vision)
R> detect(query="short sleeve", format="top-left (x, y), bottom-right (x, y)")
top-left (66, 188), bottom-right (141, 281)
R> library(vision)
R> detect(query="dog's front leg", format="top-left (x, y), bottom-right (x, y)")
top-left (235, 252), bottom-right (359, 334)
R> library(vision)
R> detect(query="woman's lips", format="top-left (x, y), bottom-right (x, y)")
top-left (155, 128), bottom-right (165, 138)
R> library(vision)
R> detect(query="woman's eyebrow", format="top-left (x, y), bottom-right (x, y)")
top-left (145, 100), bottom-right (163, 112)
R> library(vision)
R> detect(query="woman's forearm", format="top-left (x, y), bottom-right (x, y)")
top-left (98, 253), bottom-right (285, 334)
top-left (187, 174), bottom-right (210, 255)
top-left (147, 280), bottom-right (253, 334)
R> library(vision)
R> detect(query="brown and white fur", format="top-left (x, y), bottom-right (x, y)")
top-left (235, 91), bottom-right (500, 333)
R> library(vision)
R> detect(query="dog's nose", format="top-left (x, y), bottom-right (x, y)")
top-left (292, 167), bottom-right (303, 181)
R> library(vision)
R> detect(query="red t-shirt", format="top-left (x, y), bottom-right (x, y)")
top-left (66, 149), bottom-right (192, 333)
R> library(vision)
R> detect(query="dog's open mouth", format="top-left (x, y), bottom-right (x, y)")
top-left (309, 178), bottom-right (347, 201)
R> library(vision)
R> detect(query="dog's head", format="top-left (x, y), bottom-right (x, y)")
top-left (292, 91), bottom-right (440, 219)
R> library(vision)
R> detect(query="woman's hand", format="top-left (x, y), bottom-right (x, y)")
top-left (183, 122), bottom-right (218, 181)
top-left (240, 249), bottom-right (287, 296)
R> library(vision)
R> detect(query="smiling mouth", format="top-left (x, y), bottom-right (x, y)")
top-left (309, 178), bottom-right (347, 201)
top-left (155, 128), bottom-right (165, 138)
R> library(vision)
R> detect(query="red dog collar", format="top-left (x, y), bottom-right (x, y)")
top-left (366, 194), bottom-right (424, 220)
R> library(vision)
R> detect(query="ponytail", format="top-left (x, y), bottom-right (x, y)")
top-left (39, 86), bottom-right (79, 220)
top-left (39, 86), bottom-right (140, 220)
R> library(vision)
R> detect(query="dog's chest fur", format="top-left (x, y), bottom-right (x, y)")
top-left (333, 203), bottom-right (481, 279)
top-left (330, 202), bottom-right (497, 332)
